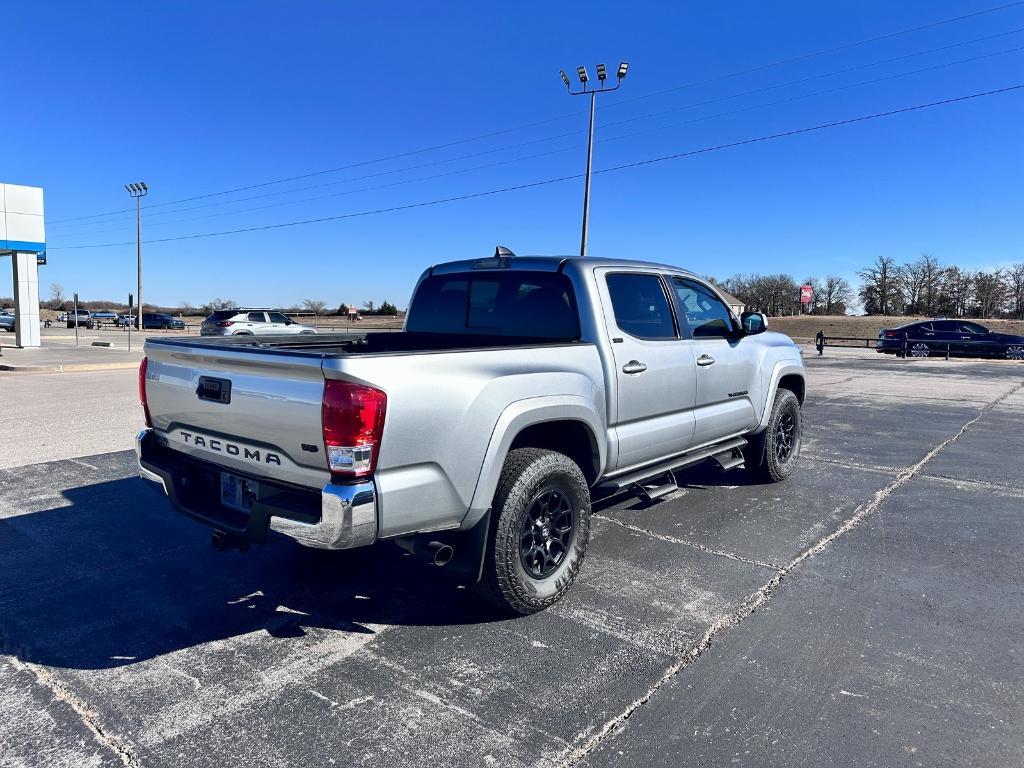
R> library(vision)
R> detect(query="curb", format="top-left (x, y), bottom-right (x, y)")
top-left (0, 361), bottom-right (141, 373)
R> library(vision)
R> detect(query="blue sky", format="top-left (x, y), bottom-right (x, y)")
top-left (3, 1), bottom-right (1023, 309)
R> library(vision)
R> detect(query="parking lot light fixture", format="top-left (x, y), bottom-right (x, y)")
top-left (125, 181), bottom-right (148, 330)
top-left (559, 59), bottom-right (629, 256)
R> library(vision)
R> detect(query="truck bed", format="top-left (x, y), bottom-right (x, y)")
top-left (146, 331), bottom-right (585, 358)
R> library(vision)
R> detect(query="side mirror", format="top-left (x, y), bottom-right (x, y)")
top-left (740, 311), bottom-right (768, 335)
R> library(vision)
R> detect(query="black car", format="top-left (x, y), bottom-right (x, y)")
top-left (141, 313), bottom-right (186, 330)
top-left (876, 320), bottom-right (1024, 360)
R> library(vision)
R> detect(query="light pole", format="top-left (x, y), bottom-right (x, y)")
top-left (125, 182), bottom-right (148, 330)
top-left (560, 61), bottom-right (628, 256)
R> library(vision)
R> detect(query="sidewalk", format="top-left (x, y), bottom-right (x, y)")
top-left (0, 340), bottom-right (144, 373)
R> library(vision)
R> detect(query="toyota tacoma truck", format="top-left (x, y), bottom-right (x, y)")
top-left (136, 251), bottom-right (805, 614)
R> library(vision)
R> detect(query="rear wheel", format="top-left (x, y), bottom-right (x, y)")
top-left (744, 388), bottom-right (801, 483)
top-left (909, 342), bottom-right (930, 358)
top-left (475, 448), bottom-right (590, 615)
top-left (1006, 345), bottom-right (1024, 361)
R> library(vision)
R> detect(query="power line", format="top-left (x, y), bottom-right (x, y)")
top-left (611, 0), bottom-right (1024, 108)
top-left (47, 84), bottom-right (1023, 252)
top-left (50, 29), bottom-right (1024, 239)
top-left (47, 0), bottom-right (1024, 226)
top-left (599, 44), bottom-right (1024, 143)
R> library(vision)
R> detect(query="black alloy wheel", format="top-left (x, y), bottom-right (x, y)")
top-left (519, 486), bottom-right (575, 579)
top-left (775, 409), bottom-right (797, 464)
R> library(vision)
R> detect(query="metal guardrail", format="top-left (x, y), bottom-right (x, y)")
top-left (814, 331), bottom-right (1019, 360)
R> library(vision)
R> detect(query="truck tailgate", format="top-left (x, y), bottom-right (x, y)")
top-left (143, 342), bottom-right (329, 489)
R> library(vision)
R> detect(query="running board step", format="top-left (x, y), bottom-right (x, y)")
top-left (712, 446), bottom-right (746, 471)
top-left (598, 437), bottom-right (749, 494)
top-left (632, 471), bottom-right (678, 502)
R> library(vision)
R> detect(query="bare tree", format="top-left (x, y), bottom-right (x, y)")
top-left (897, 260), bottom-right (925, 315)
top-left (203, 298), bottom-right (237, 313)
top-left (972, 269), bottom-right (1006, 318)
top-left (821, 275), bottom-right (853, 315)
top-left (363, 300), bottom-right (376, 313)
top-left (1006, 263), bottom-right (1024, 319)
top-left (302, 299), bottom-right (327, 318)
top-left (939, 266), bottom-right (973, 318)
top-left (917, 254), bottom-right (943, 315)
top-left (50, 282), bottom-right (65, 304)
top-left (858, 256), bottom-right (900, 315)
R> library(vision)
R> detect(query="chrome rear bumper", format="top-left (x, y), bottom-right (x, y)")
top-left (136, 429), bottom-right (376, 550)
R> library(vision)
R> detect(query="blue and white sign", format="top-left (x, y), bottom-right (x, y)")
top-left (0, 183), bottom-right (46, 253)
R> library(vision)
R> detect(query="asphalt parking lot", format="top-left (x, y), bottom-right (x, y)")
top-left (1, 350), bottom-right (1022, 767)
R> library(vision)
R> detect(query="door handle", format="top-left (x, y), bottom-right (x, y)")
top-left (696, 354), bottom-right (716, 367)
top-left (622, 360), bottom-right (648, 374)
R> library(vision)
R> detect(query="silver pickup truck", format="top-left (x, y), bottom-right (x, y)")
top-left (136, 252), bottom-right (805, 614)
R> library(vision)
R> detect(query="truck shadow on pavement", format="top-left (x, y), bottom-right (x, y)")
top-left (0, 476), bottom-right (502, 671)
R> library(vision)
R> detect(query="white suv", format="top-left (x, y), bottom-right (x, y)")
top-left (200, 309), bottom-right (317, 336)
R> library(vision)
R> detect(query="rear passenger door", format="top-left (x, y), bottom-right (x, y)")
top-left (669, 277), bottom-right (759, 446)
top-left (246, 311), bottom-right (269, 334)
top-left (598, 270), bottom-right (697, 471)
top-left (929, 321), bottom-right (959, 354)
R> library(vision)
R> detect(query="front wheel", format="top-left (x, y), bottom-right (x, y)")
top-left (474, 448), bottom-right (591, 615)
top-left (744, 388), bottom-right (802, 483)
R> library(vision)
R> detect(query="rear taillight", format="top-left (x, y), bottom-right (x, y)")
top-left (884, 330), bottom-right (899, 338)
top-left (139, 356), bottom-right (153, 428)
top-left (321, 380), bottom-right (387, 478)
top-left (216, 321), bottom-right (234, 327)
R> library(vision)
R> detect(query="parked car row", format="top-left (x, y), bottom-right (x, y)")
top-left (0, 309), bottom-right (15, 332)
top-left (876, 319), bottom-right (1024, 360)
top-left (34, 308), bottom-right (313, 335)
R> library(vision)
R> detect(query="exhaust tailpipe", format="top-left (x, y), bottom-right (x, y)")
top-left (396, 537), bottom-right (454, 567)
top-left (428, 542), bottom-right (454, 567)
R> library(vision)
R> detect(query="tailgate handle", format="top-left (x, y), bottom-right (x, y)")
top-left (197, 376), bottom-right (232, 404)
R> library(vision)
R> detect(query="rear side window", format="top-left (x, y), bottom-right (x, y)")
top-left (406, 272), bottom-right (579, 339)
top-left (606, 273), bottom-right (676, 340)
top-left (247, 312), bottom-right (267, 322)
top-left (207, 310), bottom-right (237, 322)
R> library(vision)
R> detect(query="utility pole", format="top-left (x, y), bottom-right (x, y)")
top-left (125, 182), bottom-right (148, 329)
top-left (560, 61), bottom-right (628, 256)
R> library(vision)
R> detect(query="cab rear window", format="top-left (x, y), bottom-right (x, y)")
top-left (407, 272), bottom-right (579, 339)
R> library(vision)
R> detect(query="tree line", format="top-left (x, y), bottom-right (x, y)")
top-left (856, 255), bottom-right (1023, 319)
top-left (710, 255), bottom-right (1024, 319)
top-left (710, 273), bottom-right (854, 317)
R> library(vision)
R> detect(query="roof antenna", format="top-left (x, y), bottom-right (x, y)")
top-left (494, 246), bottom-right (515, 257)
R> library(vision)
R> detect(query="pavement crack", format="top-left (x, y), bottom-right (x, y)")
top-left (803, 455), bottom-right (900, 474)
top-left (920, 472), bottom-right (1024, 496)
top-left (6, 655), bottom-right (144, 767)
top-left (593, 514), bottom-right (781, 570)
top-left (550, 379), bottom-right (1024, 768)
